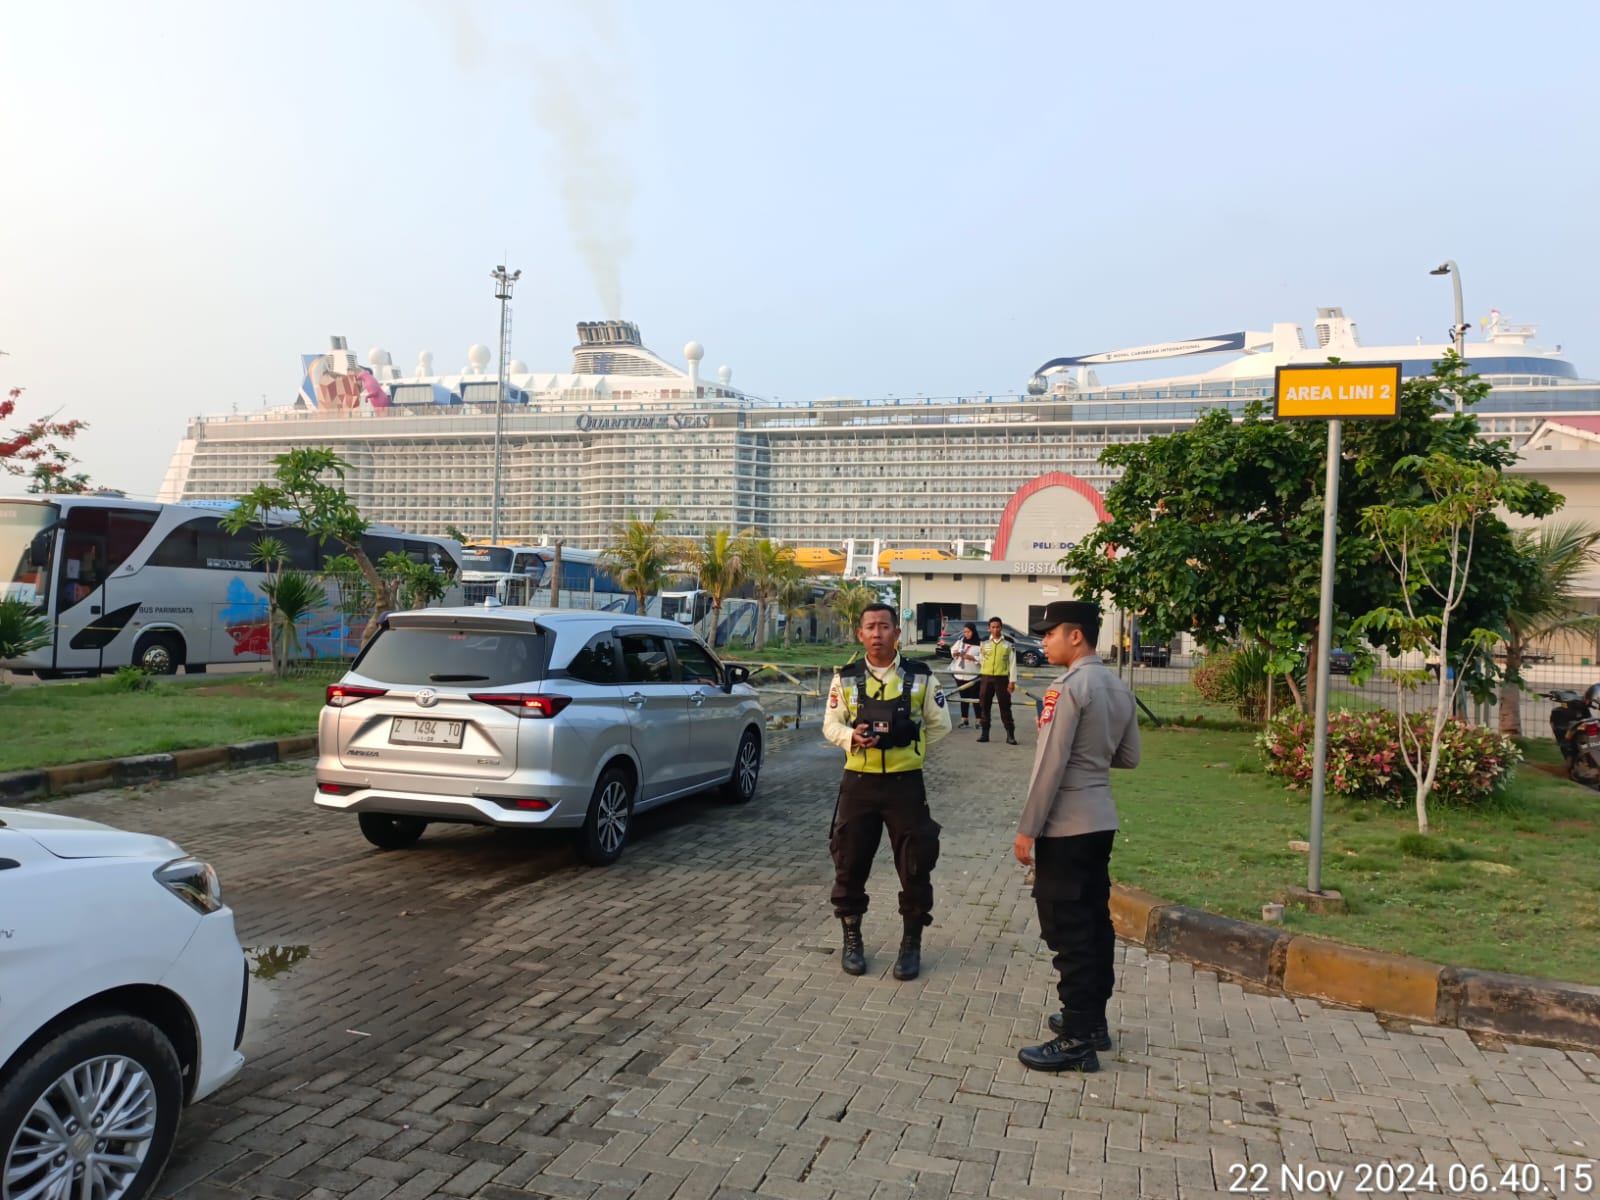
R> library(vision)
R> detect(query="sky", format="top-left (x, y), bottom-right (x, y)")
top-left (2, 0), bottom-right (1596, 500)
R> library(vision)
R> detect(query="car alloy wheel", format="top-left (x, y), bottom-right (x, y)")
top-left (724, 730), bottom-right (761, 803)
top-left (580, 767), bottom-right (634, 866)
top-left (1, 1018), bottom-right (182, 1200)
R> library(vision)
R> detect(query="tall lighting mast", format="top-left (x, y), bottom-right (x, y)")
top-left (490, 264), bottom-right (521, 545)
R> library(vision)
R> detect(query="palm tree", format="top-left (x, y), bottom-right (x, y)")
top-left (745, 538), bottom-right (800, 650)
top-left (600, 508), bottom-right (674, 617)
top-left (1500, 522), bottom-right (1600, 736)
top-left (677, 528), bottom-right (753, 648)
top-left (826, 581), bottom-right (880, 642)
top-left (774, 574), bottom-right (815, 648)
top-left (263, 570), bottom-right (328, 675)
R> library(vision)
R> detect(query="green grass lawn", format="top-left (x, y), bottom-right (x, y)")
top-left (1116, 718), bottom-right (1600, 983)
top-left (0, 674), bottom-right (328, 772)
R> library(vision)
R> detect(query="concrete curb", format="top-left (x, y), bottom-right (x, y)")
top-left (1111, 880), bottom-right (1600, 1051)
top-left (0, 735), bottom-right (321, 804)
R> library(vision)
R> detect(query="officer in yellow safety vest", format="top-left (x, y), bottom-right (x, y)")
top-left (977, 616), bottom-right (1019, 744)
top-left (823, 602), bottom-right (952, 980)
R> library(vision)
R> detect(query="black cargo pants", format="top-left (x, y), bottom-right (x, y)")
top-left (978, 676), bottom-right (1015, 735)
top-left (1032, 830), bottom-right (1117, 1028)
top-left (829, 769), bottom-right (941, 924)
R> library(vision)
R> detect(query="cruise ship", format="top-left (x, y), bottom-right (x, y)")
top-left (157, 309), bottom-right (1597, 550)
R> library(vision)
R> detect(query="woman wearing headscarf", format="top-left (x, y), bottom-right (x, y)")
top-left (948, 622), bottom-right (982, 729)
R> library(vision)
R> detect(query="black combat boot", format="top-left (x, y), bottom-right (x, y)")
top-left (1048, 1011), bottom-right (1113, 1051)
top-left (892, 919), bottom-right (922, 981)
top-left (976, 726), bottom-right (990, 743)
top-left (840, 916), bottom-right (867, 976)
top-left (1005, 732), bottom-right (1018, 745)
top-left (1018, 1033), bottom-right (1100, 1073)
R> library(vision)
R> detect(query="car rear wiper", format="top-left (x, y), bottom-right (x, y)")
top-left (428, 673), bottom-right (491, 682)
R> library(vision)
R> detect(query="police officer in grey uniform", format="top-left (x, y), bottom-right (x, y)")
top-left (1011, 600), bottom-right (1140, 1073)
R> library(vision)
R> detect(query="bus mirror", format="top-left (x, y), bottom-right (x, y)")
top-left (29, 532), bottom-right (50, 568)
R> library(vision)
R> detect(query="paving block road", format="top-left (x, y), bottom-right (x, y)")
top-left (37, 721), bottom-right (1600, 1199)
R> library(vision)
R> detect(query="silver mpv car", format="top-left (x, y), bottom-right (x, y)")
top-left (313, 608), bottom-right (764, 865)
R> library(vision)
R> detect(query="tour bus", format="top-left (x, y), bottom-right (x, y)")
top-left (1, 495), bottom-right (461, 677)
top-left (460, 542), bottom-right (634, 611)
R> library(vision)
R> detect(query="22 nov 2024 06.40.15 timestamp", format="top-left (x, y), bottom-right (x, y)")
top-left (1228, 1159), bottom-right (1593, 1196)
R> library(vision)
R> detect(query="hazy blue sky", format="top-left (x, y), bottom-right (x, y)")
top-left (2, 0), bottom-right (1595, 499)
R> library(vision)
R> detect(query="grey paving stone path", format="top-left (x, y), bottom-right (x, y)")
top-left (38, 719), bottom-right (1600, 1199)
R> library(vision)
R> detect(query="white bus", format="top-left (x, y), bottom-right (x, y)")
top-left (1, 495), bottom-right (461, 677)
top-left (460, 543), bottom-right (636, 612)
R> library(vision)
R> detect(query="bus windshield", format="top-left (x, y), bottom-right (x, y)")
top-left (1, 500), bottom-right (57, 608)
top-left (461, 546), bottom-right (514, 573)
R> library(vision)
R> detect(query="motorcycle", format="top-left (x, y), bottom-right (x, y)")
top-left (1544, 687), bottom-right (1600, 788)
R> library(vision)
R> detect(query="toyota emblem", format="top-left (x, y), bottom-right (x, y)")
top-left (416, 688), bottom-right (439, 708)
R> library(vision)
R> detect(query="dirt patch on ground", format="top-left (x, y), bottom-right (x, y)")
top-left (1554, 818), bottom-right (1597, 832)
top-left (1532, 762), bottom-right (1571, 778)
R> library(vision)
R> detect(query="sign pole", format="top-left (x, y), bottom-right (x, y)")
top-left (1307, 417), bottom-right (1342, 894)
top-left (1274, 359), bottom-right (1399, 898)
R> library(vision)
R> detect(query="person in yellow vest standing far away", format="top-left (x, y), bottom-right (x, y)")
top-left (977, 616), bottom-right (1018, 745)
top-left (822, 603), bottom-right (953, 980)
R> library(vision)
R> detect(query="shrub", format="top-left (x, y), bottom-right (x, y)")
top-left (1193, 643), bottom-right (1283, 720)
top-left (1191, 651), bottom-right (1234, 703)
top-left (106, 665), bottom-right (154, 693)
top-left (0, 596), bottom-right (51, 661)
top-left (1258, 709), bottom-right (1519, 807)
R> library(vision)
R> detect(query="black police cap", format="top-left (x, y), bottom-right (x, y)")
top-left (1029, 600), bottom-right (1101, 636)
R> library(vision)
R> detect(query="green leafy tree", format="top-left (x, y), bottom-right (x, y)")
top-left (775, 574), bottom-right (815, 648)
top-left (677, 528), bottom-right (753, 648)
top-left (443, 524), bottom-right (470, 544)
top-left (826, 581), bottom-right (879, 642)
top-left (380, 551), bottom-right (449, 611)
top-left (600, 508), bottom-right (674, 617)
top-left (1498, 522), bottom-right (1600, 737)
top-left (1353, 455), bottom-right (1546, 833)
top-left (222, 447), bottom-right (395, 646)
top-left (1062, 354), bottom-right (1557, 708)
top-left (745, 538), bottom-right (801, 650)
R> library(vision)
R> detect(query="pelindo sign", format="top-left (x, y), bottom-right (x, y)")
top-left (574, 413), bottom-right (713, 432)
top-left (1273, 363), bottom-right (1401, 421)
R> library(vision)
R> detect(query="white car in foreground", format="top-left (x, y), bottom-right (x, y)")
top-left (0, 808), bottom-right (247, 1200)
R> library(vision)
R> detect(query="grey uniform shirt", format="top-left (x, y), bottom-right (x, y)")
top-left (1016, 654), bottom-right (1141, 839)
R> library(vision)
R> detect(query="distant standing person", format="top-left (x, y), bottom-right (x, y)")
top-left (823, 603), bottom-right (953, 980)
top-left (977, 616), bottom-right (1018, 744)
top-left (1012, 600), bottom-right (1140, 1073)
top-left (948, 622), bottom-right (982, 728)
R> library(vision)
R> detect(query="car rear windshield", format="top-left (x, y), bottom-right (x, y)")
top-left (352, 626), bottom-right (548, 686)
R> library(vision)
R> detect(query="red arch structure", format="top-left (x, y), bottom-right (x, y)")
top-left (991, 471), bottom-right (1111, 559)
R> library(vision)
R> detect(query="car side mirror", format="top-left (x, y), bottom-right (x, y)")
top-left (29, 532), bottom-right (50, 568)
top-left (725, 665), bottom-right (750, 691)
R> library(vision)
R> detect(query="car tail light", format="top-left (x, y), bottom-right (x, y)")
top-left (327, 684), bottom-right (387, 707)
top-left (468, 693), bottom-right (572, 719)
top-left (317, 781), bottom-right (347, 794)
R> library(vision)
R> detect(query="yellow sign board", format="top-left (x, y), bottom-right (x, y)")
top-left (1273, 362), bottom-right (1401, 421)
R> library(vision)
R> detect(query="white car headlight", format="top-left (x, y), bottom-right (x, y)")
top-left (156, 857), bottom-right (224, 914)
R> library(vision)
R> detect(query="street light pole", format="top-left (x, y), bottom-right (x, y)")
top-left (490, 264), bottom-right (521, 545)
top-left (1430, 260), bottom-right (1467, 416)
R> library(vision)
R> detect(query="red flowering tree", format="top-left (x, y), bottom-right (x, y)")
top-left (2, 387), bottom-right (91, 493)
